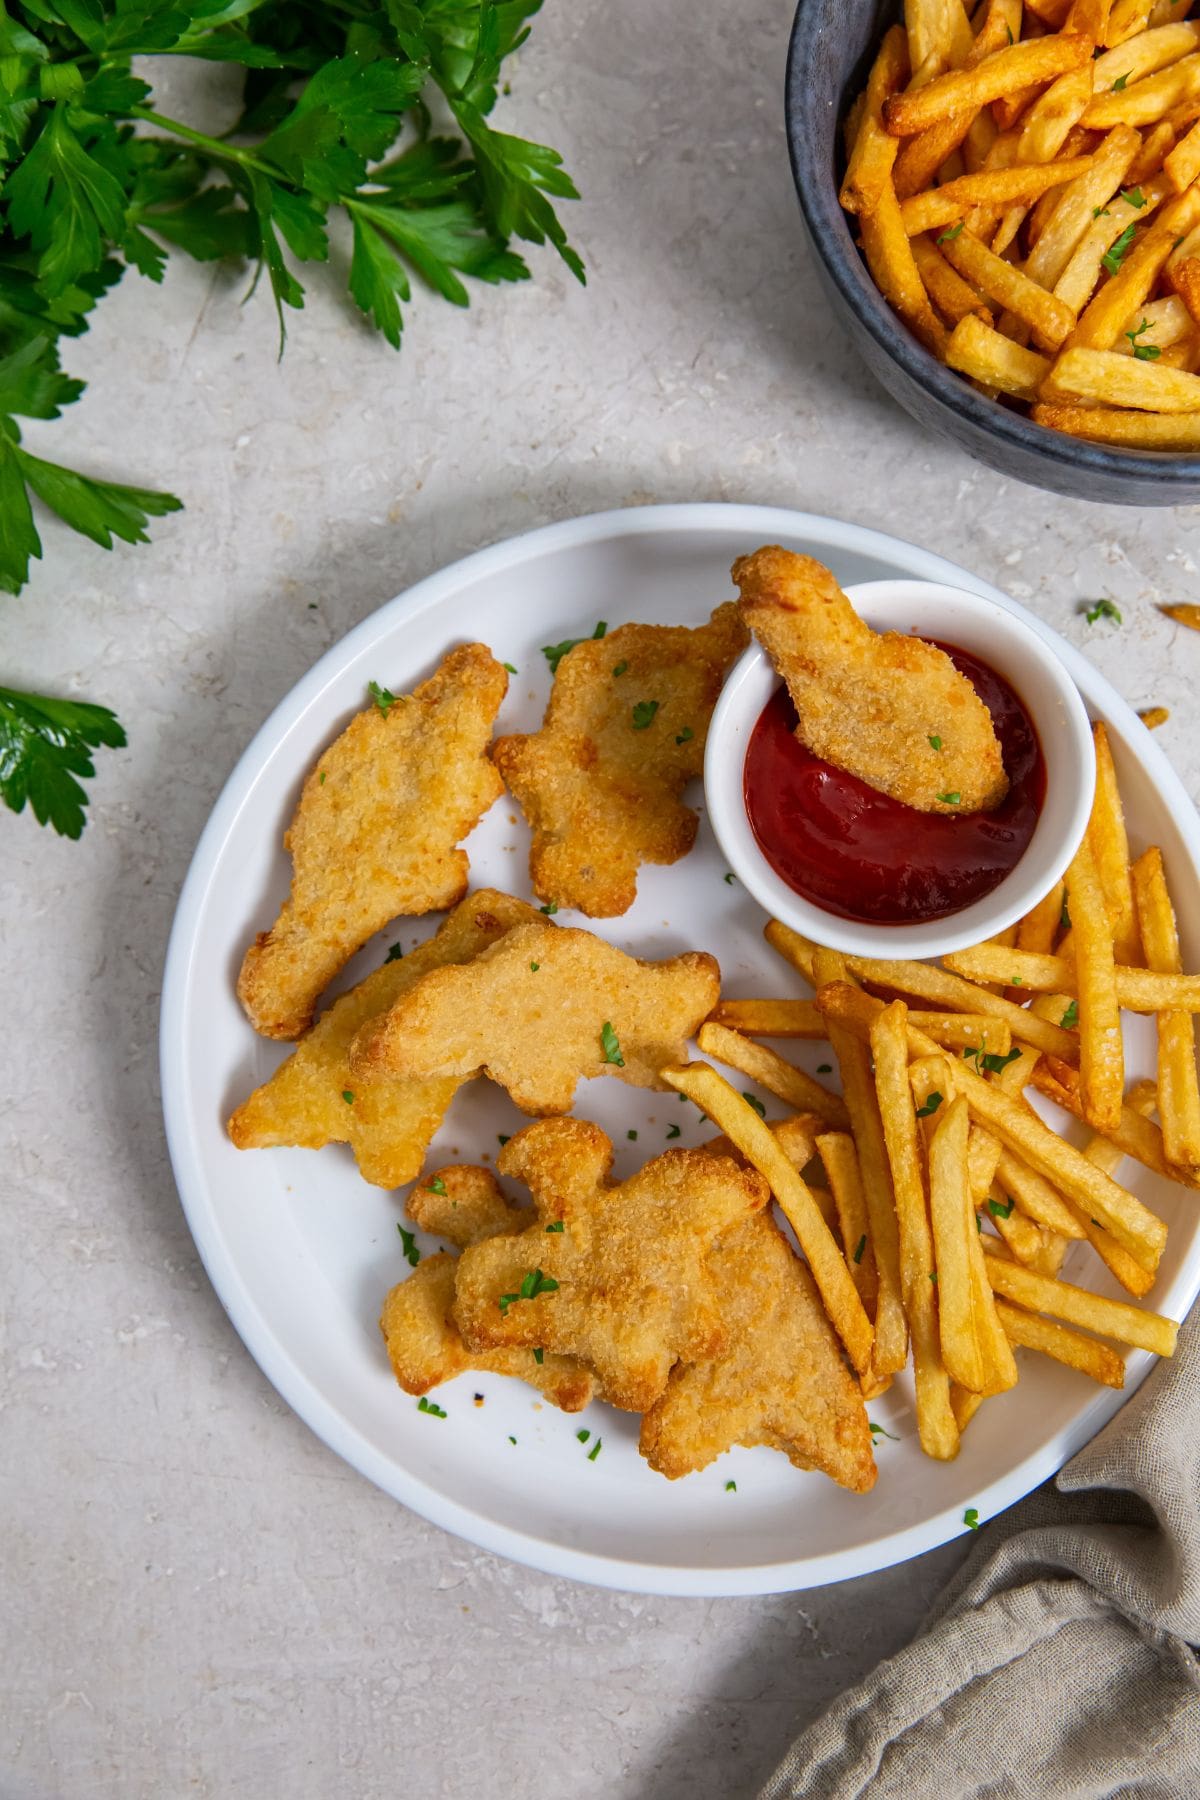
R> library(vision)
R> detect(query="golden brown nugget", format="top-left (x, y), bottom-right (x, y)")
top-left (238, 644), bottom-right (508, 1039)
top-left (380, 1167), bottom-right (594, 1411)
top-left (494, 604), bottom-right (748, 917)
top-left (352, 920), bottom-right (720, 1116)
top-left (733, 547), bottom-right (1008, 815)
top-left (451, 1119), bottom-right (768, 1412)
top-left (228, 890), bottom-right (539, 1187)
top-left (638, 1211), bottom-right (876, 1492)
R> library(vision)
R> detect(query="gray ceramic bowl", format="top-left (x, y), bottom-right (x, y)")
top-left (785, 0), bottom-right (1200, 505)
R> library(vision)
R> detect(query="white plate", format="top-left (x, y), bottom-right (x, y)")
top-left (160, 503), bottom-right (1200, 1597)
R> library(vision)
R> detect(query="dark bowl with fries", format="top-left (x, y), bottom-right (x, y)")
top-left (785, 0), bottom-right (1200, 506)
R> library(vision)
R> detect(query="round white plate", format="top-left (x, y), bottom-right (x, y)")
top-left (160, 503), bottom-right (1200, 1597)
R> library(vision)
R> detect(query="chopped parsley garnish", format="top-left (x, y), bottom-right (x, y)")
top-left (1125, 316), bottom-right (1160, 360)
top-left (743, 1092), bottom-right (766, 1118)
top-left (587, 1437), bottom-right (602, 1461)
top-left (930, 1270), bottom-right (938, 1284)
top-left (963, 1506), bottom-right (980, 1529)
top-left (675, 726), bottom-right (694, 745)
top-left (853, 1234), bottom-right (867, 1264)
top-left (631, 699), bottom-right (659, 730)
top-left (666, 1123), bottom-right (681, 1139)
top-left (417, 1397), bottom-right (447, 1418)
top-left (385, 942), bottom-right (404, 963)
top-left (498, 1134), bottom-right (510, 1147)
top-left (540, 900), bottom-right (559, 915)
top-left (600, 1021), bottom-right (624, 1066)
top-left (1061, 1000), bottom-right (1079, 1028)
top-left (1061, 891), bottom-right (1071, 929)
top-left (1102, 223), bottom-right (1137, 276)
top-left (533, 1348), bottom-right (544, 1364)
top-left (498, 1293), bottom-right (519, 1315)
top-left (937, 791), bottom-right (961, 806)
top-left (988, 1195), bottom-right (1015, 1219)
top-left (1121, 187), bottom-right (1147, 210)
top-left (1011, 975), bottom-right (1022, 986)
top-left (928, 734), bottom-right (943, 750)
top-left (397, 1225), bottom-right (420, 1268)
top-left (612, 660), bottom-right (629, 677)
top-left (530, 961), bottom-right (540, 972)
top-left (498, 1269), bottom-right (558, 1314)
top-left (576, 1428), bottom-right (590, 1443)
top-left (724, 872), bottom-right (736, 884)
top-left (369, 680), bottom-right (398, 716)
top-left (342, 1089), bottom-right (355, 1105)
top-left (541, 621), bottom-right (607, 674)
top-left (817, 1063), bottom-right (832, 1074)
top-left (1085, 598), bottom-right (1122, 624)
top-left (427, 1176), bottom-right (447, 1195)
top-left (546, 1221), bottom-right (565, 1233)
top-left (979, 1046), bottom-right (1021, 1075)
top-left (508, 1435), bottom-right (517, 1444)
top-left (1092, 205), bottom-right (1110, 219)
top-left (915, 1092), bottom-right (944, 1117)
top-left (725, 1480), bottom-right (737, 1492)
top-left (937, 221), bottom-right (964, 243)
top-left (319, 771), bottom-right (327, 785)
top-left (503, 662), bottom-right (518, 675)
top-left (627, 1129), bottom-right (638, 1141)
top-left (869, 1421), bottom-right (899, 1442)
top-left (1112, 72), bottom-right (1128, 90)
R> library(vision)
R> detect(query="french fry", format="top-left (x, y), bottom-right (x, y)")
top-left (1052, 177), bottom-right (1171, 313)
top-left (898, 153), bottom-right (1101, 232)
top-left (1033, 1053), bottom-right (1200, 1189)
top-left (1130, 846), bottom-right (1200, 1168)
top-left (993, 1147), bottom-right (1088, 1237)
top-left (994, 1298), bottom-right (1126, 1385)
top-left (945, 290), bottom-right (1064, 376)
top-left (1090, 722), bottom-right (1140, 966)
top-left (1032, 402), bottom-right (1200, 447)
top-left (842, 26), bottom-right (911, 214)
top-left (764, 919), bottom-right (816, 985)
top-left (986, 1183), bottom-right (1057, 1264)
top-left (991, 64), bottom-right (1097, 254)
top-left (696, 1022), bottom-right (851, 1127)
top-left (870, 1003), bottom-right (959, 1458)
top-left (983, 1248), bottom-right (1179, 1354)
top-left (817, 1131), bottom-right (879, 1315)
top-left (1064, 834), bottom-right (1123, 1133)
top-left (914, 1014), bottom-right (1014, 1055)
top-left (928, 1093), bottom-right (986, 1392)
top-left (1063, 183), bottom-right (1200, 349)
top-left (1138, 705), bottom-right (1170, 730)
top-left (950, 1382), bottom-right (986, 1431)
top-left (911, 233), bottom-right (995, 323)
top-left (1112, 293), bottom-right (1194, 354)
top-left (1165, 114), bottom-right (1200, 191)
top-left (945, 944), bottom-right (1200, 1012)
top-left (1044, 342), bottom-right (1200, 408)
top-left (861, 168), bottom-right (949, 356)
top-left (841, 951), bottom-right (1079, 1058)
top-left (1161, 601), bottom-right (1200, 628)
top-left (1083, 49), bottom-right (1200, 129)
top-left (1068, 1081), bottom-right (1159, 1296)
top-left (662, 1062), bottom-right (876, 1376)
top-left (897, 118), bottom-right (982, 200)
top-left (1127, 119), bottom-right (1178, 185)
top-left (1092, 18), bottom-right (1200, 91)
top-left (1023, 125), bottom-right (1142, 290)
top-left (814, 950), bottom-right (909, 1379)
top-left (968, 1124), bottom-right (1004, 1201)
top-left (707, 998), bottom-right (825, 1038)
top-left (884, 34), bottom-right (1093, 137)
top-left (906, 0), bottom-right (974, 74)
top-left (1168, 254), bottom-right (1200, 328)
top-left (1017, 878), bottom-right (1067, 957)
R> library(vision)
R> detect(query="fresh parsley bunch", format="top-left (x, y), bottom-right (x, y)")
top-left (0, 0), bottom-right (582, 837)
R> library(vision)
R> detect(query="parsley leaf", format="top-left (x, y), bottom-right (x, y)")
top-left (427, 1176), bottom-right (447, 1195)
top-left (541, 621), bottom-right (606, 674)
top-left (852, 1233), bottom-right (867, 1264)
top-left (417, 1396), bottom-right (447, 1418)
top-left (631, 699), bottom-right (659, 730)
top-left (675, 725), bottom-right (694, 745)
top-left (600, 1021), bottom-right (624, 1066)
top-left (342, 1089), bottom-right (355, 1105)
top-left (928, 734), bottom-right (942, 750)
top-left (587, 1435), bottom-right (602, 1461)
top-left (742, 1092), bottom-right (766, 1118)
top-left (612, 660), bottom-right (628, 677)
top-left (1085, 599), bottom-right (1122, 625)
top-left (1102, 222), bottom-right (1138, 276)
top-left (725, 1479), bottom-right (737, 1491)
top-left (369, 679), bottom-right (398, 716)
top-left (397, 1224), bottom-right (420, 1268)
top-left (540, 900), bottom-right (558, 915)
top-left (545, 1220), bottom-right (564, 1232)
top-left (936, 791), bottom-right (961, 806)
top-left (385, 942), bottom-right (404, 963)
top-left (988, 1195), bottom-right (1015, 1219)
top-left (869, 1421), bottom-right (899, 1441)
top-left (1061, 1000), bottom-right (1079, 1028)
top-left (915, 1091), bottom-right (944, 1117)
top-left (0, 687), bottom-right (126, 838)
top-left (1125, 316), bottom-right (1160, 360)
top-left (666, 1123), bottom-right (681, 1139)
top-left (937, 221), bottom-right (964, 243)
top-left (979, 1046), bottom-right (1021, 1075)
top-left (963, 1506), bottom-right (980, 1529)
top-left (1121, 187), bottom-right (1147, 210)
top-left (1112, 73), bottom-right (1128, 90)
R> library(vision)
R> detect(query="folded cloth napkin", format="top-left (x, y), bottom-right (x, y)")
top-left (760, 1308), bottom-right (1200, 1799)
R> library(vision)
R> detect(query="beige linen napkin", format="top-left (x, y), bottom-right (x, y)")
top-left (760, 1309), bottom-right (1200, 1799)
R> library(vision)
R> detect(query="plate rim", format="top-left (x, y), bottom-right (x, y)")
top-left (159, 501), bottom-right (1200, 1596)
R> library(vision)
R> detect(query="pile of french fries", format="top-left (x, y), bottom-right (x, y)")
top-left (842, 0), bottom-right (1200, 452)
top-left (671, 720), bottom-right (1193, 1461)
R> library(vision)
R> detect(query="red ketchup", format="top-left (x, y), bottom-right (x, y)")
top-left (743, 644), bottom-right (1045, 926)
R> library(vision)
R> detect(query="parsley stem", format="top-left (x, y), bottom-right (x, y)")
top-left (130, 107), bottom-right (279, 180)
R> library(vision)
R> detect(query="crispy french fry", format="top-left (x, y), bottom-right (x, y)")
top-left (1018, 878), bottom-right (1067, 957)
top-left (1090, 722), bottom-right (1140, 966)
top-left (968, 1124), bottom-right (1004, 1201)
top-left (906, 0), bottom-right (974, 73)
top-left (861, 168), bottom-right (949, 356)
top-left (707, 998), bottom-right (825, 1038)
top-left (946, 311), bottom-right (1057, 393)
top-left (818, 1131), bottom-right (879, 1314)
top-left (1093, 18), bottom-right (1200, 90)
top-left (1165, 113), bottom-right (1200, 190)
top-left (916, 1014), bottom-right (1014, 1055)
top-left (1112, 293), bottom-right (1194, 354)
top-left (1131, 846), bottom-right (1200, 1168)
top-left (994, 1147), bottom-right (1088, 1236)
top-left (845, 952), bottom-right (1079, 1058)
top-left (1083, 49), bottom-right (1200, 129)
top-left (950, 1382), bottom-right (986, 1431)
top-left (928, 1093), bottom-right (987, 1391)
top-left (1139, 705), bottom-right (1170, 730)
top-left (764, 918), bottom-right (816, 985)
top-left (1064, 183), bottom-right (1200, 348)
top-left (816, 981), bottom-right (1168, 1268)
top-left (1045, 342), bottom-right (1200, 407)
top-left (897, 117), bottom-right (981, 199)
top-left (885, 34), bottom-right (1093, 137)
top-left (1127, 119), bottom-right (1178, 186)
top-left (1023, 125), bottom-right (1142, 289)
top-left (871, 1003), bottom-right (959, 1458)
top-left (1161, 601), bottom-right (1200, 629)
top-left (663, 1062), bottom-right (875, 1375)
top-left (911, 233), bottom-right (996, 322)
top-left (898, 153), bottom-right (1101, 232)
top-left (984, 1248), bottom-right (1179, 1354)
top-left (696, 1023), bottom-right (851, 1127)
top-left (994, 1298), bottom-right (1126, 1384)
top-left (1068, 1081), bottom-right (1159, 1296)
top-left (842, 26), bottom-right (911, 214)
top-left (1065, 833), bottom-right (1124, 1133)
top-left (985, 1182), bottom-right (1054, 1263)
top-left (1052, 177), bottom-right (1171, 313)
top-left (945, 943), bottom-right (1200, 1012)
top-left (814, 950), bottom-right (909, 1379)
top-left (1034, 1053), bottom-right (1199, 1191)
top-left (1033, 402), bottom-right (1200, 447)
top-left (991, 64), bottom-right (1097, 254)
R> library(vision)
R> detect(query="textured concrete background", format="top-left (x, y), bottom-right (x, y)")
top-left (3, 3), bottom-right (1199, 1796)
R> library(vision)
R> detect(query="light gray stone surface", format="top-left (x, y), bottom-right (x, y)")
top-left (3, 3), bottom-right (1199, 1797)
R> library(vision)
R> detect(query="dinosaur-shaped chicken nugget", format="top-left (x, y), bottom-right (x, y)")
top-left (228, 890), bottom-right (539, 1188)
top-left (639, 1209), bottom-right (877, 1491)
top-left (238, 643), bottom-right (508, 1039)
top-left (451, 1119), bottom-right (768, 1412)
top-left (381, 1165), bottom-right (594, 1411)
top-left (734, 547), bottom-right (1007, 815)
top-left (351, 920), bottom-right (719, 1116)
top-left (494, 603), bottom-right (748, 916)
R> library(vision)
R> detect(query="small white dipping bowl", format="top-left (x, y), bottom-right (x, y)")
top-left (704, 577), bottom-right (1095, 961)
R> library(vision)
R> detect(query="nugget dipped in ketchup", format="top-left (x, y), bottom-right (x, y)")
top-left (733, 548), bottom-right (1008, 816)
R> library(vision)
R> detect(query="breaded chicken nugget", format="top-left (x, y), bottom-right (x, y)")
top-left (350, 920), bottom-right (720, 1115)
top-left (639, 1210), bottom-right (876, 1491)
top-left (238, 643), bottom-right (508, 1039)
top-left (494, 603), bottom-right (748, 916)
top-left (734, 547), bottom-right (1007, 815)
top-left (381, 1166), bottom-right (594, 1411)
top-left (228, 891), bottom-right (538, 1188)
top-left (451, 1119), bottom-right (768, 1412)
